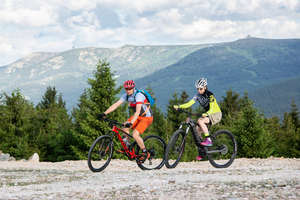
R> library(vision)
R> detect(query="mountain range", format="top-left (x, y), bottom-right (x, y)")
top-left (0, 44), bottom-right (208, 109)
top-left (1, 37), bottom-right (300, 117)
top-left (135, 37), bottom-right (300, 117)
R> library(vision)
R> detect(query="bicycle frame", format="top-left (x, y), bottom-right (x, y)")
top-left (110, 125), bottom-right (138, 160)
top-left (178, 119), bottom-right (203, 148)
top-left (180, 119), bottom-right (230, 155)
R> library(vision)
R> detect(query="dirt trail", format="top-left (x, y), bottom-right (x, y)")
top-left (0, 158), bottom-right (300, 199)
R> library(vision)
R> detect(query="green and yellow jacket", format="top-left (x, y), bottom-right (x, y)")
top-left (177, 90), bottom-right (221, 116)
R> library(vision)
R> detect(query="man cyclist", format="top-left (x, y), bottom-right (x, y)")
top-left (99, 80), bottom-right (153, 162)
top-left (174, 78), bottom-right (222, 160)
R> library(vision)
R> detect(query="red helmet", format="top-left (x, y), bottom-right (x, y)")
top-left (123, 80), bottom-right (135, 89)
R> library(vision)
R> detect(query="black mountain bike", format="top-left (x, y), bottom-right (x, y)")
top-left (87, 118), bottom-right (166, 172)
top-left (165, 109), bottom-right (237, 168)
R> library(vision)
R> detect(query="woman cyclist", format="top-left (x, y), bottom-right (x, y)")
top-left (174, 78), bottom-right (222, 160)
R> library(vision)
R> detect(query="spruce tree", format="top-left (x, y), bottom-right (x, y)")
top-left (278, 110), bottom-right (300, 157)
top-left (0, 90), bottom-right (37, 159)
top-left (220, 89), bottom-right (241, 125)
top-left (167, 91), bottom-right (191, 132)
top-left (35, 86), bottom-right (75, 161)
top-left (231, 93), bottom-right (274, 158)
top-left (289, 100), bottom-right (299, 129)
top-left (72, 60), bottom-right (126, 159)
top-left (264, 116), bottom-right (280, 156)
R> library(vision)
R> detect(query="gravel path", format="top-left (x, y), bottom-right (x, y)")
top-left (1, 158), bottom-right (300, 199)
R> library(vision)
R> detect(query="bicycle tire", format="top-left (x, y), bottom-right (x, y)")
top-left (207, 130), bottom-right (237, 168)
top-left (136, 135), bottom-right (166, 170)
top-left (165, 129), bottom-right (186, 169)
top-left (87, 135), bottom-right (114, 172)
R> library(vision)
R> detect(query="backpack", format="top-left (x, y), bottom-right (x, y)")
top-left (127, 89), bottom-right (155, 106)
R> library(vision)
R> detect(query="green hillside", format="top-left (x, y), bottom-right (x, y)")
top-left (249, 76), bottom-right (300, 117)
top-left (135, 37), bottom-right (300, 117)
top-left (0, 44), bottom-right (209, 111)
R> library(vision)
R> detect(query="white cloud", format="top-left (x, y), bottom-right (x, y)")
top-left (50, 0), bottom-right (98, 11)
top-left (0, 5), bottom-right (57, 27)
top-left (99, 0), bottom-right (175, 12)
top-left (0, 0), bottom-right (300, 65)
top-left (0, 36), bottom-right (15, 65)
top-left (66, 11), bottom-right (101, 29)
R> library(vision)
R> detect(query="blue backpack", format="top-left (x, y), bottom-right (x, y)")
top-left (127, 89), bottom-right (155, 106)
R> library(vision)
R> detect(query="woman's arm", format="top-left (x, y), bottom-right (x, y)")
top-left (174, 99), bottom-right (196, 109)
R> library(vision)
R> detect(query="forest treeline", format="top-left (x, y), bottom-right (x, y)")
top-left (0, 60), bottom-right (299, 161)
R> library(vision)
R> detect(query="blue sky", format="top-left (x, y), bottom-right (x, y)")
top-left (0, 0), bottom-right (300, 66)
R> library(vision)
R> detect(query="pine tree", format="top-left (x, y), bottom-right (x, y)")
top-left (220, 89), bottom-right (241, 125)
top-left (264, 116), bottom-right (280, 156)
top-left (278, 110), bottom-right (300, 157)
top-left (167, 91), bottom-right (191, 132)
top-left (72, 60), bottom-right (126, 159)
top-left (0, 90), bottom-right (37, 159)
top-left (289, 100), bottom-right (299, 129)
top-left (35, 86), bottom-right (75, 161)
top-left (231, 93), bottom-right (274, 158)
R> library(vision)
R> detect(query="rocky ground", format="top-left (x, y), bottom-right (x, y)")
top-left (0, 158), bottom-right (300, 200)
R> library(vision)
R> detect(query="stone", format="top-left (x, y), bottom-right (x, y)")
top-left (28, 153), bottom-right (39, 163)
top-left (8, 156), bottom-right (16, 161)
top-left (0, 153), bottom-right (10, 161)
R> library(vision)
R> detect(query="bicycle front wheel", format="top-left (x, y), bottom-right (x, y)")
top-left (136, 135), bottom-right (166, 170)
top-left (165, 129), bottom-right (186, 169)
top-left (87, 135), bottom-right (114, 172)
top-left (207, 130), bottom-right (237, 168)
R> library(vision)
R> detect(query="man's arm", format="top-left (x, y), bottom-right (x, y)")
top-left (128, 103), bottom-right (142, 124)
top-left (104, 99), bottom-right (123, 115)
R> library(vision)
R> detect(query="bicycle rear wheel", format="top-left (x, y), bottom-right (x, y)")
top-left (136, 135), bottom-right (166, 170)
top-left (165, 129), bottom-right (186, 169)
top-left (87, 135), bottom-right (114, 172)
top-left (207, 130), bottom-right (237, 168)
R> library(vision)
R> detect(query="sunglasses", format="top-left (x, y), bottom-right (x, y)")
top-left (197, 87), bottom-right (204, 91)
top-left (125, 88), bottom-right (133, 90)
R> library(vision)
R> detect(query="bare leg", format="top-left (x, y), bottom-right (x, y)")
top-left (196, 125), bottom-right (204, 136)
top-left (122, 128), bottom-right (130, 139)
top-left (197, 117), bottom-right (210, 137)
top-left (132, 129), bottom-right (145, 149)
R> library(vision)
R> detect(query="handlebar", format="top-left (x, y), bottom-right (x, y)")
top-left (102, 118), bottom-right (125, 127)
top-left (176, 108), bottom-right (203, 117)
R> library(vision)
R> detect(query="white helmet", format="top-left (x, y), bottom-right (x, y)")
top-left (195, 78), bottom-right (207, 89)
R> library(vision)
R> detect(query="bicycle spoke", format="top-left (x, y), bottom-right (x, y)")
top-left (87, 135), bottom-right (113, 172)
top-left (137, 135), bottom-right (166, 170)
top-left (165, 129), bottom-right (185, 168)
top-left (207, 130), bottom-right (237, 168)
